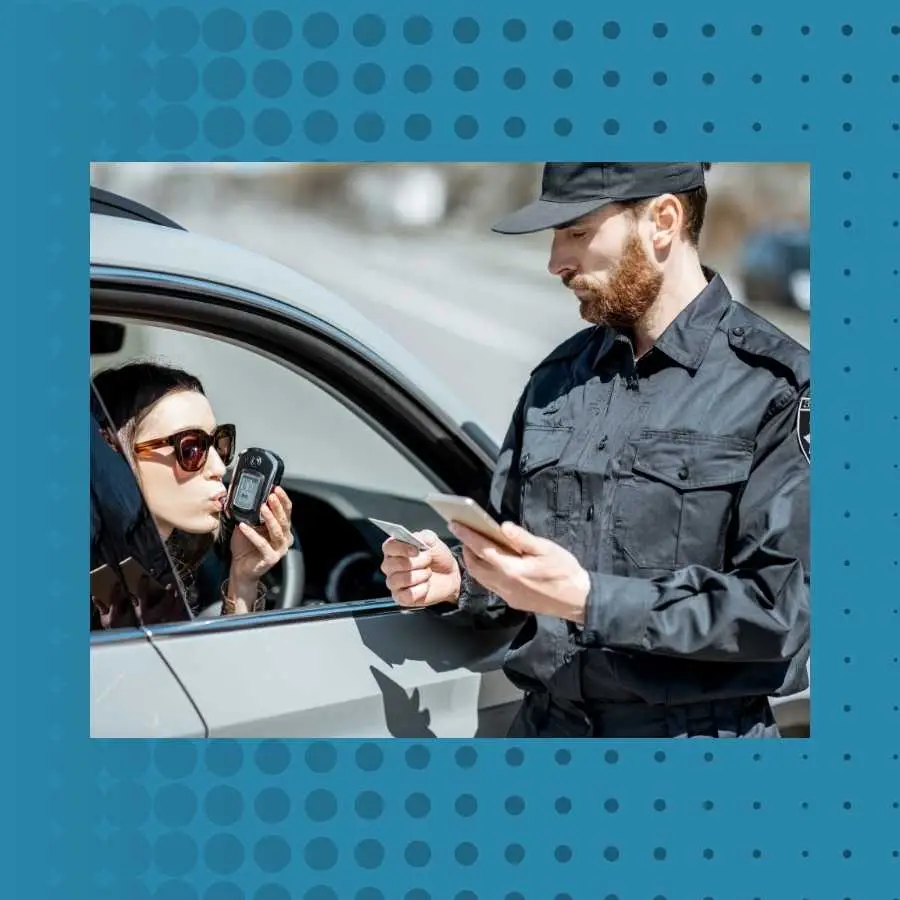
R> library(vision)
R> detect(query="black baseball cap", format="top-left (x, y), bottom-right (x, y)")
top-left (492, 162), bottom-right (709, 235)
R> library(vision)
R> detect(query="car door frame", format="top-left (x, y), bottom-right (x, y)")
top-left (90, 265), bottom-right (499, 499)
top-left (89, 266), bottom-right (525, 737)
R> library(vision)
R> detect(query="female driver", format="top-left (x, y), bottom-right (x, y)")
top-left (92, 361), bottom-right (293, 618)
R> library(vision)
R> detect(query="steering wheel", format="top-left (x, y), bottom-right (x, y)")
top-left (324, 551), bottom-right (387, 605)
top-left (264, 545), bottom-right (306, 610)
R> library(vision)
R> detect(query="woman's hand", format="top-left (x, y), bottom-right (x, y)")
top-left (227, 487), bottom-right (294, 602)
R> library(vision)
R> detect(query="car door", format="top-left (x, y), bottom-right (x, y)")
top-left (89, 383), bottom-right (207, 738)
top-left (143, 602), bottom-right (521, 738)
top-left (90, 267), bottom-right (524, 738)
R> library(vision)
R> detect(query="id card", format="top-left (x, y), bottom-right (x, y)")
top-left (368, 518), bottom-right (430, 551)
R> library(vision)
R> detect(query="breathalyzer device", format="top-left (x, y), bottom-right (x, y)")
top-left (225, 448), bottom-right (285, 527)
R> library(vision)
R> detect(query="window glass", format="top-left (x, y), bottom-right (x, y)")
top-left (90, 319), bottom-right (442, 614)
top-left (103, 322), bottom-right (434, 498)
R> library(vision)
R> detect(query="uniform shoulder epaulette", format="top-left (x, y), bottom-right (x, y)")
top-left (722, 305), bottom-right (810, 391)
top-left (529, 326), bottom-right (600, 375)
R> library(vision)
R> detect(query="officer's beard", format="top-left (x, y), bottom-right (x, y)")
top-left (565, 231), bottom-right (664, 329)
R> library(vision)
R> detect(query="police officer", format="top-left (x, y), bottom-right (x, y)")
top-left (380, 163), bottom-right (810, 739)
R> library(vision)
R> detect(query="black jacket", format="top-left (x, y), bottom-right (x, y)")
top-left (436, 271), bottom-right (810, 708)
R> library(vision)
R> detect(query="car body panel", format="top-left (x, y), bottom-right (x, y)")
top-left (91, 636), bottom-right (206, 738)
top-left (146, 606), bottom-right (522, 738)
top-left (90, 214), bottom-right (483, 438)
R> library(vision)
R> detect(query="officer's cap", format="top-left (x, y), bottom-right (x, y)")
top-left (492, 162), bottom-right (709, 235)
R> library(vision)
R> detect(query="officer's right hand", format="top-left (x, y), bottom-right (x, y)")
top-left (381, 530), bottom-right (461, 608)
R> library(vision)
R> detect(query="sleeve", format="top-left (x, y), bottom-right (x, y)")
top-left (581, 384), bottom-right (810, 663)
top-left (429, 390), bottom-right (531, 630)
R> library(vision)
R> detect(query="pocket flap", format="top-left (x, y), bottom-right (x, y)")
top-left (632, 432), bottom-right (753, 490)
top-left (520, 426), bottom-right (573, 475)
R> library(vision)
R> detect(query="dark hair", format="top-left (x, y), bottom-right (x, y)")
top-left (91, 361), bottom-right (223, 599)
top-left (625, 162), bottom-right (712, 246)
top-left (92, 361), bottom-right (206, 461)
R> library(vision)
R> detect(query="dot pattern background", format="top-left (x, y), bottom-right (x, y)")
top-left (12, 0), bottom-right (900, 897)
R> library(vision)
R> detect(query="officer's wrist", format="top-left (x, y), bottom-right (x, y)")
top-left (561, 566), bottom-right (590, 625)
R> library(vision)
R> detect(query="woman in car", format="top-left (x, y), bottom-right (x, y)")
top-left (91, 361), bottom-right (293, 623)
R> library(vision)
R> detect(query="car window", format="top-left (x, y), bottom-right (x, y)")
top-left (101, 323), bottom-right (435, 499)
top-left (90, 384), bottom-right (191, 632)
top-left (90, 320), bottom-right (445, 615)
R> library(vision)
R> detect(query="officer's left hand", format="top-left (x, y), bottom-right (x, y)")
top-left (448, 521), bottom-right (590, 624)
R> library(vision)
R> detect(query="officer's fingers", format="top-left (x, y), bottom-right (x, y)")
top-left (415, 530), bottom-right (442, 548)
top-left (386, 569), bottom-right (431, 592)
top-left (462, 546), bottom-right (505, 590)
top-left (392, 582), bottom-right (430, 607)
top-left (448, 522), bottom-right (505, 562)
top-left (500, 521), bottom-right (547, 555)
top-left (382, 537), bottom-right (419, 559)
top-left (381, 554), bottom-right (416, 577)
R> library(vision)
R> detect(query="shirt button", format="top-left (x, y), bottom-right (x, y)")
top-left (731, 326), bottom-right (745, 337)
top-left (677, 465), bottom-right (689, 480)
top-left (597, 436), bottom-right (608, 450)
top-left (586, 505), bottom-right (595, 521)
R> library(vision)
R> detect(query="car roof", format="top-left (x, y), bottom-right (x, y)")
top-left (90, 205), bottom-right (479, 434)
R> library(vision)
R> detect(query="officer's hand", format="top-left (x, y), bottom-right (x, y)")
top-left (380, 530), bottom-right (462, 608)
top-left (449, 521), bottom-right (590, 624)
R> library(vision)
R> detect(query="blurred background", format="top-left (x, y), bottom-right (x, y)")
top-left (90, 162), bottom-right (809, 458)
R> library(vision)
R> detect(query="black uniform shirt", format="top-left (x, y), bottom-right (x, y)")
top-left (438, 270), bottom-right (810, 707)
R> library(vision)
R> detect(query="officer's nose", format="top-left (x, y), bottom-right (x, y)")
top-left (547, 234), bottom-right (574, 278)
top-left (549, 255), bottom-right (577, 280)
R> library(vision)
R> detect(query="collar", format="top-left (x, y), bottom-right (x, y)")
top-left (592, 267), bottom-right (732, 373)
top-left (652, 267), bottom-right (732, 371)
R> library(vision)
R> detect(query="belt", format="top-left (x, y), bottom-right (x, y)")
top-left (517, 693), bottom-right (776, 738)
top-left (583, 695), bottom-right (776, 738)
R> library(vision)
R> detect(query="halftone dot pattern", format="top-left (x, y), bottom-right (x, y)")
top-left (303, 62), bottom-right (338, 99)
top-left (13, 1), bottom-right (898, 898)
top-left (202, 58), bottom-right (246, 101)
top-left (304, 789), bottom-right (337, 821)
top-left (204, 785), bottom-right (244, 826)
top-left (354, 63), bottom-right (385, 95)
top-left (206, 742), bottom-right (244, 778)
top-left (354, 790), bottom-right (384, 819)
top-left (254, 787), bottom-right (290, 824)
top-left (206, 885), bottom-right (244, 900)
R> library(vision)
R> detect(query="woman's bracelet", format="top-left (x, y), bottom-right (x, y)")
top-left (220, 579), bottom-right (267, 615)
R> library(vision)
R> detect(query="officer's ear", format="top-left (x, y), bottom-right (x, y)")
top-left (649, 194), bottom-right (682, 251)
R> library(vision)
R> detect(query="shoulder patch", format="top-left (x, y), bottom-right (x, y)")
top-left (530, 326), bottom-right (600, 374)
top-left (796, 394), bottom-right (810, 463)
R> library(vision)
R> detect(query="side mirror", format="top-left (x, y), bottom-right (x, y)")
top-left (91, 320), bottom-right (126, 355)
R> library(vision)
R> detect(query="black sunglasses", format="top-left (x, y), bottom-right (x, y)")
top-left (134, 424), bottom-right (236, 473)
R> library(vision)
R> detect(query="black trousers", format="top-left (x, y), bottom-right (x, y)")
top-left (507, 692), bottom-right (780, 738)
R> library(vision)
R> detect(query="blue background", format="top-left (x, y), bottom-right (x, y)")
top-left (9, 0), bottom-right (899, 897)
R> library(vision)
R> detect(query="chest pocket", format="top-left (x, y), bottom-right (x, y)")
top-left (616, 431), bottom-right (754, 571)
top-left (519, 424), bottom-right (574, 538)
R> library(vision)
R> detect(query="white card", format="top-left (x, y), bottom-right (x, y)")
top-left (368, 518), bottom-right (430, 551)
